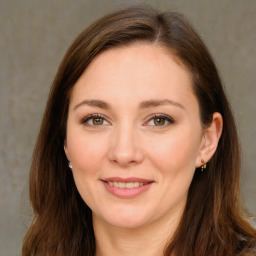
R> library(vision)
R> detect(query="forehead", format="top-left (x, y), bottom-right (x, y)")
top-left (70, 44), bottom-right (197, 111)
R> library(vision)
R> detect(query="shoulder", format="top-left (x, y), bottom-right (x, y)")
top-left (236, 243), bottom-right (256, 255)
top-left (237, 219), bottom-right (256, 255)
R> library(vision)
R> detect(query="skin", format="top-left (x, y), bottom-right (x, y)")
top-left (64, 44), bottom-right (222, 256)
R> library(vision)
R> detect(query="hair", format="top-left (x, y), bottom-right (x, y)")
top-left (22, 5), bottom-right (256, 256)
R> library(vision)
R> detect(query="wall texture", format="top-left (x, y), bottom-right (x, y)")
top-left (0, 0), bottom-right (255, 255)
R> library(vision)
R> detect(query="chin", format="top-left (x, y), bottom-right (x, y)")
top-left (95, 208), bottom-right (154, 229)
top-left (107, 216), bottom-right (150, 229)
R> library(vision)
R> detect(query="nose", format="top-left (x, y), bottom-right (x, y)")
top-left (108, 124), bottom-right (144, 167)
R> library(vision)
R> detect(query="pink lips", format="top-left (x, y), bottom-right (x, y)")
top-left (101, 177), bottom-right (154, 199)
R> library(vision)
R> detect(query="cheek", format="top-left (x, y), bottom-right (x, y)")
top-left (146, 129), bottom-right (201, 174)
top-left (67, 132), bottom-right (109, 175)
top-left (67, 134), bottom-right (109, 204)
top-left (147, 131), bottom-right (201, 208)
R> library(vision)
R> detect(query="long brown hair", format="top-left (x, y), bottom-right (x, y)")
top-left (22, 6), bottom-right (256, 256)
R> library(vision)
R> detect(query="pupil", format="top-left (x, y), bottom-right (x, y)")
top-left (93, 118), bottom-right (103, 125)
top-left (154, 118), bottom-right (165, 126)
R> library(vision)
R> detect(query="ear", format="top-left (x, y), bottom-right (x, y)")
top-left (196, 112), bottom-right (223, 168)
top-left (64, 139), bottom-right (70, 160)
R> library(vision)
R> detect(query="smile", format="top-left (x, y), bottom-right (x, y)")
top-left (106, 181), bottom-right (146, 189)
top-left (101, 177), bottom-right (154, 198)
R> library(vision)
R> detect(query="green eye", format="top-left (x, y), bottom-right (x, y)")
top-left (92, 118), bottom-right (104, 125)
top-left (154, 118), bottom-right (166, 126)
top-left (82, 114), bottom-right (109, 126)
top-left (147, 114), bottom-right (174, 127)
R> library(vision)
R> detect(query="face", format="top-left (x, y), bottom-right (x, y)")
top-left (65, 44), bottom-right (205, 229)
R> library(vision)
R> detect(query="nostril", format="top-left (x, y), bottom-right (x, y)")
top-left (108, 148), bottom-right (144, 166)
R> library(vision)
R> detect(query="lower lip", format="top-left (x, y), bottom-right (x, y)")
top-left (102, 181), bottom-right (154, 199)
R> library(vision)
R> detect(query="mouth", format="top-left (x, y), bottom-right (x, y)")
top-left (101, 177), bottom-right (154, 198)
top-left (105, 181), bottom-right (150, 189)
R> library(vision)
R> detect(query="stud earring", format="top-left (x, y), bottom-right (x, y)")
top-left (68, 161), bottom-right (72, 169)
top-left (201, 159), bottom-right (207, 171)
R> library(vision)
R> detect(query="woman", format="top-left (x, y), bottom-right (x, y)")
top-left (22, 6), bottom-right (256, 256)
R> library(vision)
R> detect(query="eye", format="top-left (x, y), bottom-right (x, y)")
top-left (81, 114), bottom-right (110, 126)
top-left (146, 114), bottom-right (174, 127)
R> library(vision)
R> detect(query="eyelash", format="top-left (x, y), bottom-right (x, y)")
top-left (145, 114), bottom-right (175, 127)
top-left (81, 114), bottom-right (110, 127)
top-left (81, 113), bottom-right (174, 127)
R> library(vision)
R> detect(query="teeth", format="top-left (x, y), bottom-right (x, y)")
top-left (107, 181), bottom-right (146, 188)
top-left (126, 182), bottom-right (133, 188)
top-left (119, 182), bottom-right (126, 188)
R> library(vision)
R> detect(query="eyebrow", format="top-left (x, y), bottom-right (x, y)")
top-left (73, 99), bottom-right (185, 111)
top-left (139, 99), bottom-right (185, 110)
top-left (73, 100), bottom-right (110, 110)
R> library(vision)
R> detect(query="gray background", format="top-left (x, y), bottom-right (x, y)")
top-left (0, 0), bottom-right (255, 255)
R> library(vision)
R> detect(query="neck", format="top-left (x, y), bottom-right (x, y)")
top-left (93, 213), bottom-right (180, 256)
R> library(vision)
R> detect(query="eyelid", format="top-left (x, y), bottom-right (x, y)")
top-left (143, 113), bottom-right (175, 127)
top-left (81, 113), bottom-right (111, 126)
top-left (80, 113), bottom-right (174, 127)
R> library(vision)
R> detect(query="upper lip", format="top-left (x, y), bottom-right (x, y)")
top-left (102, 177), bottom-right (154, 183)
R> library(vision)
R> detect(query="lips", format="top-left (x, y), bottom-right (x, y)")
top-left (101, 177), bottom-right (154, 198)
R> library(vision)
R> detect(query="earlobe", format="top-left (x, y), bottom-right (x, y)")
top-left (196, 112), bottom-right (223, 167)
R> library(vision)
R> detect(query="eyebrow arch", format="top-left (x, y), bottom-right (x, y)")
top-left (139, 99), bottom-right (185, 110)
top-left (74, 99), bottom-right (184, 111)
top-left (73, 100), bottom-right (110, 111)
